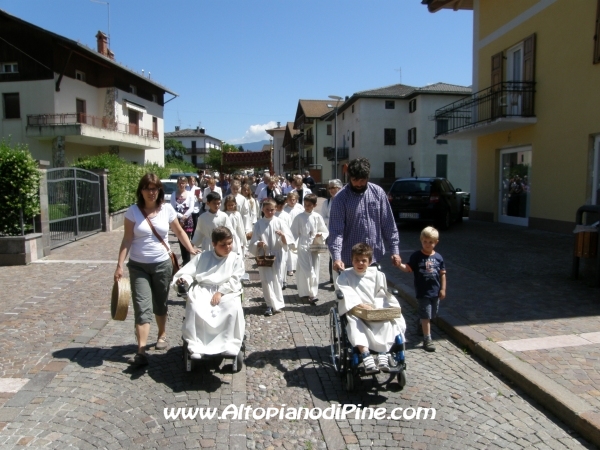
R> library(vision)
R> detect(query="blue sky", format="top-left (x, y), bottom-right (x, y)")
top-left (0, 0), bottom-right (473, 144)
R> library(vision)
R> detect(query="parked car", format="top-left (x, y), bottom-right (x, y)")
top-left (161, 179), bottom-right (178, 203)
top-left (387, 177), bottom-right (470, 230)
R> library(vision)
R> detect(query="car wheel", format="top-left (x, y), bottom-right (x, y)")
top-left (456, 205), bottom-right (464, 223)
top-left (437, 210), bottom-right (451, 230)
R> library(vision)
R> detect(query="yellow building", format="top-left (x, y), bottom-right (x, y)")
top-left (425, 0), bottom-right (600, 232)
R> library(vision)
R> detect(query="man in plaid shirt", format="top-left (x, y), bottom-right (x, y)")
top-left (328, 158), bottom-right (401, 272)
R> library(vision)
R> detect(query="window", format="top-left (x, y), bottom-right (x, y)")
top-left (129, 85), bottom-right (137, 95)
top-left (436, 139), bottom-right (448, 145)
top-left (436, 119), bottom-right (448, 135)
top-left (75, 70), bottom-right (86, 81)
top-left (409, 99), bottom-right (417, 113)
top-left (352, 105), bottom-right (355, 113)
top-left (595, 0), bottom-right (600, 63)
top-left (408, 127), bottom-right (417, 145)
top-left (436, 154), bottom-right (448, 178)
top-left (351, 131), bottom-right (355, 148)
top-left (3, 93), bottom-right (20, 119)
top-left (327, 124), bottom-right (332, 135)
top-left (384, 162), bottom-right (396, 179)
top-left (342, 112), bottom-right (344, 120)
top-left (191, 141), bottom-right (197, 151)
top-left (152, 94), bottom-right (158, 103)
top-left (384, 128), bottom-right (396, 146)
top-left (385, 100), bottom-right (395, 109)
top-left (1, 62), bottom-right (18, 73)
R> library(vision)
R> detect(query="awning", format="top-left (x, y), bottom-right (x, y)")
top-left (124, 99), bottom-right (146, 113)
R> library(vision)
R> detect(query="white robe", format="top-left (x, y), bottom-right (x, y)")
top-left (284, 204), bottom-right (304, 272)
top-left (172, 251), bottom-right (245, 356)
top-left (222, 193), bottom-right (252, 233)
top-left (336, 267), bottom-right (406, 353)
top-left (246, 196), bottom-right (260, 226)
top-left (274, 210), bottom-right (291, 282)
top-left (248, 216), bottom-right (294, 311)
top-left (191, 210), bottom-right (239, 253)
top-left (290, 211), bottom-right (329, 298)
top-left (226, 210), bottom-right (247, 257)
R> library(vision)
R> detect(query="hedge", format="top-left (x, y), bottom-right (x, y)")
top-left (0, 140), bottom-right (41, 236)
top-left (72, 154), bottom-right (197, 213)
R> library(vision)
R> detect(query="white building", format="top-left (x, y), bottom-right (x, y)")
top-left (164, 127), bottom-right (222, 170)
top-left (0, 10), bottom-right (177, 167)
top-left (333, 82), bottom-right (472, 191)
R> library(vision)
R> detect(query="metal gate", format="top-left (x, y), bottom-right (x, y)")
top-left (47, 168), bottom-right (102, 249)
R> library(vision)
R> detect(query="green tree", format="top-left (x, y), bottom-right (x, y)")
top-left (205, 148), bottom-right (222, 169)
top-left (222, 143), bottom-right (239, 153)
top-left (164, 138), bottom-right (187, 163)
top-left (237, 145), bottom-right (245, 152)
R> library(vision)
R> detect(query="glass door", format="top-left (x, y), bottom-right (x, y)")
top-left (499, 147), bottom-right (532, 226)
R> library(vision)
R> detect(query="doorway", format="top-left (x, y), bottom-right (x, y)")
top-left (128, 109), bottom-right (139, 135)
top-left (594, 137), bottom-right (600, 205)
top-left (499, 146), bottom-right (532, 226)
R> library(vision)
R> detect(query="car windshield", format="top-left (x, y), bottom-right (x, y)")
top-left (390, 181), bottom-right (431, 194)
top-left (162, 182), bottom-right (177, 194)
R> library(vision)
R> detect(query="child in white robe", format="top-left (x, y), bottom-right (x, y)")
top-left (248, 198), bottom-right (294, 316)
top-left (173, 227), bottom-right (245, 359)
top-left (283, 192), bottom-right (304, 276)
top-left (224, 195), bottom-right (247, 258)
top-left (336, 243), bottom-right (406, 374)
top-left (290, 194), bottom-right (329, 304)
top-left (192, 192), bottom-right (239, 254)
top-left (274, 195), bottom-right (291, 290)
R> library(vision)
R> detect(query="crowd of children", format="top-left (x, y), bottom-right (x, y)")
top-left (170, 171), bottom-right (447, 369)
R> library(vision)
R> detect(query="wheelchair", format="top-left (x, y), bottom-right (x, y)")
top-left (177, 281), bottom-right (246, 374)
top-left (329, 266), bottom-right (407, 392)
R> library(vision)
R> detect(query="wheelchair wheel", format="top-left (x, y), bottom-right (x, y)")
top-left (183, 341), bottom-right (192, 372)
top-left (398, 369), bottom-right (407, 389)
top-left (233, 350), bottom-right (243, 373)
top-left (344, 370), bottom-right (355, 392)
top-left (329, 307), bottom-right (343, 375)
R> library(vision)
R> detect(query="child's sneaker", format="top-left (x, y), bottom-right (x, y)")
top-left (423, 337), bottom-right (436, 352)
top-left (361, 353), bottom-right (379, 374)
top-left (378, 353), bottom-right (390, 372)
top-left (264, 307), bottom-right (273, 316)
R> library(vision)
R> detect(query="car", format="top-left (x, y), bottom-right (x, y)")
top-left (387, 177), bottom-right (470, 230)
top-left (169, 172), bottom-right (198, 180)
top-left (161, 179), bottom-right (178, 203)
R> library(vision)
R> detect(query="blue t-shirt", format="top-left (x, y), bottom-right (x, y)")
top-left (407, 251), bottom-right (445, 299)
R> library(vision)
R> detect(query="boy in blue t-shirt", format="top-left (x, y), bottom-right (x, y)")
top-left (398, 226), bottom-right (446, 352)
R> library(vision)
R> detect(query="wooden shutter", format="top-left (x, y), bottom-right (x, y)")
top-left (491, 51), bottom-right (504, 118)
top-left (595, 0), bottom-right (600, 63)
top-left (522, 33), bottom-right (536, 116)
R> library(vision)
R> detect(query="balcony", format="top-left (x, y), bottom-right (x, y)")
top-left (302, 135), bottom-right (314, 146)
top-left (26, 113), bottom-right (161, 149)
top-left (434, 81), bottom-right (537, 140)
top-left (188, 147), bottom-right (209, 155)
top-left (325, 147), bottom-right (349, 161)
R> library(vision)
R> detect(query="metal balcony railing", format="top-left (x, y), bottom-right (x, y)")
top-left (27, 113), bottom-right (159, 140)
top-left (433, 81), bottom-right (536, 136)
top-left (325, 147), bottom-right (349, 161)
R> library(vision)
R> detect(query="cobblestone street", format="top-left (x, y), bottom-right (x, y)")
top-left (0, 228), bottom-right (594, 449)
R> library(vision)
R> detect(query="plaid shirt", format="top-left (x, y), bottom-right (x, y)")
top-left (328, 183), bottom-right (400, 266)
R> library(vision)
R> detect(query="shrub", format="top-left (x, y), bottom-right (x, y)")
top-left (73, 154), bottom-right (197, 213)
top-left (0, 140), bottom-right (41, 236)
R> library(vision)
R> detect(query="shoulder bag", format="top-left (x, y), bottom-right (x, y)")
top-left (139, 206), bottom-right (181, 273)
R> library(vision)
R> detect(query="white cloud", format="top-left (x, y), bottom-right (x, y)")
top-left (229, 121), bottom-right (278, 144)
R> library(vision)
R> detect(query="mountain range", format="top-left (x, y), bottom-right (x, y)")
top-left (238, 140), bottom-right (270, 151)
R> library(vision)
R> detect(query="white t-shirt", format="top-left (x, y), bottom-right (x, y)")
top-left (124, 204), bottom-right (177, 264)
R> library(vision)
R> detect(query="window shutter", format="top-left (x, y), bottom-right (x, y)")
top-left (595, 0), bottom-right (600, 63)
top-left (523, 34), bottom-right (536, 82)
top-left (491, 51), bottom-right (504, 87)
top-left (522, 33), bottom-right (536, 115)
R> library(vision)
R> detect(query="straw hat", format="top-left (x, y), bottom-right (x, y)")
top-left (111, 278), bottom-right (131, 321)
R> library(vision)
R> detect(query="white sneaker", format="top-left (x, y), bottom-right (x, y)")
top-left (190, 352), bottom-right (202, 360)
top-left (378, 353), bottom-right (390, 372)
top-left (362, 354), bottom-right (379, 374)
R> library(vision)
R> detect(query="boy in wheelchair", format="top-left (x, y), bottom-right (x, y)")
top-left (172, 226), bottom-right (245, 360)
top-left (336, 243), bottom-right (406, 374)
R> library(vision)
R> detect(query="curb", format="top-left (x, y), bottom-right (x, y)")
top-left (389, 277), bottom-right (600, 448)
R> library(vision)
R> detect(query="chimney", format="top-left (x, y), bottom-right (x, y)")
top-left (277, 122), bottom-right (281, 127)
top-left (196, 126), bottom-right (200, 132)
top-left (200, 128), bottom-right (205, 134)
top-left (175, 126), bottom-right (180, 131)
top-left (96, 31), bottom-right (108, 56)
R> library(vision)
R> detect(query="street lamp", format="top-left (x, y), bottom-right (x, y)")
top-left (328, 95), bottom-right (342, 179)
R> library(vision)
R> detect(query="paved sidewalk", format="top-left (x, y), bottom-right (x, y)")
top-left (381, 219), bottom-right (600, 447)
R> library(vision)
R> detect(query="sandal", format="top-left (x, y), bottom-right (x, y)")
top-left (155, 336), bottom-right (168, 350)
top-left (127, 353), bottom-right (148, 367)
